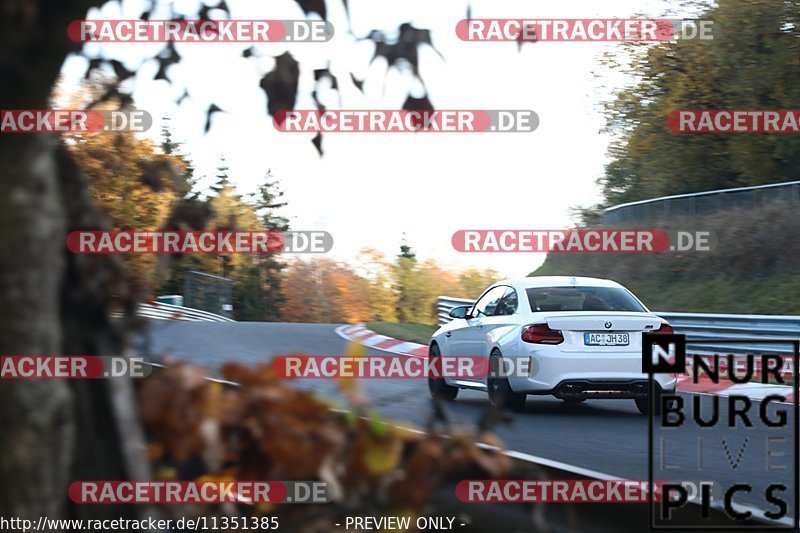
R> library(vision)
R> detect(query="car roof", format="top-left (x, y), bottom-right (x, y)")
top-left (494, 276), bottom-right (623, 290)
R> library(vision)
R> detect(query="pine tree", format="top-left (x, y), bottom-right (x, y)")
top-left (394, 236), bottom-right (417, 322)
top-left (252, 170), bottom-right (290, 321)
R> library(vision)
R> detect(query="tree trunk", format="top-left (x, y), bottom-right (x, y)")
top-left (0, 1), bottom-right (150, 526)
top-left (0, 134), bottom-right (74, 520)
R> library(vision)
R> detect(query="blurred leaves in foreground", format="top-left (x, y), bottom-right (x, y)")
top-left (138, 362), bottom-right (511, 529)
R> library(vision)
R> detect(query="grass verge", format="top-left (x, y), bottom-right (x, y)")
top-left (530, 205), bottom-right (800, 314)
top-left (365, 321), bottom-right (438, 345)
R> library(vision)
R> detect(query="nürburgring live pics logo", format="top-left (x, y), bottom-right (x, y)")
top-left (644, 332), bottom-right (799, 530)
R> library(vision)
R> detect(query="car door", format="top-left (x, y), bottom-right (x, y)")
top-left (474, 286), bottom-right (520, 385)
top-left (455, 286), bottom-right (508, 383)
top-left (441, 311), bottom-right (473, 357)
top-left (472, 286), bottom-right (520, 351)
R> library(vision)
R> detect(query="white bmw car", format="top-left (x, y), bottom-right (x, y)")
top-left (428, 276), bottom-right (677, 414)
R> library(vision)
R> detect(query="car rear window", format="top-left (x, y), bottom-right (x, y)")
top-left (526, 286), bottom-right (646, 313)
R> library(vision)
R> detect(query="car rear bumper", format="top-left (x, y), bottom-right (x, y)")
top-left (513, 375), bottom-right (676, 398)
top-left (549, 379), bottom-right (667, 400)
top-left (503, 344), bottom-right (678, 394)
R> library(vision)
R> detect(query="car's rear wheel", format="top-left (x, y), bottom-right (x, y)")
top-left (488, 351), bottom-right (526, 412)
top-left (428, 344), bottom-right (458, 401)
top-left (635, 390), bottom-right (676, 415)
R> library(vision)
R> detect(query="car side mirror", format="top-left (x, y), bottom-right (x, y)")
top-left (448, 305), bottom-right (471, 319)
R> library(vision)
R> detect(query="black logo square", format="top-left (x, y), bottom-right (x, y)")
top-left (642, 333), bottom-right (686, 373)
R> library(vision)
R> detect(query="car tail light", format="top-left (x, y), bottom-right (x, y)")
top-left (521, 324), bottom-right (564, 344)
top-left (655, 323), bottom-right (674, 334)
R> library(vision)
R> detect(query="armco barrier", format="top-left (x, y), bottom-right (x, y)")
top-left (602, 179), bottom-right (800, 225)
top-left (654, 312), bottom-right (800, 355)
top-left (136, 301), bottom-right (235, 323)
top-left (436, 296), bottom-right (800, 354)
top-left (437, 296), bottom-right (474, 326)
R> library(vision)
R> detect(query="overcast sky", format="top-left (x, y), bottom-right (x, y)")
top-left (61, 0), bottom-right (681, 277)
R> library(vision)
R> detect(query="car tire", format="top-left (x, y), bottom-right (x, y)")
top-left (428, 344), bottom-right (458, 401)
top-left (635, 390), bottom-right (676, 415)
top-left (488, 351), bottom-right (526, 412)
top-left (563, 398), bottom-right (586, 404)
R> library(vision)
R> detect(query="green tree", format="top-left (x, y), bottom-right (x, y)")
top-left (394, 237), bottom-right (418, 322)
top-left (160, 117), bottom-right (197, 197)
top-left (153, 124), bottom-right (211, 299)
top-left (458, 268), bottom-right (501, 300)
top-left (237, 172), bottom-right (290, 321)
top-left (256, 171), bottom-right (289, 320)
top-left (600, 0), bottom-right (800, 206)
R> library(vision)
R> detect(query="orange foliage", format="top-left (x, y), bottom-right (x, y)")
top-left (281, 259), bottom-right (373, 323)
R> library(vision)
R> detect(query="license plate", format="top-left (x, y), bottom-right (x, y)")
top-left (584, 332), bottom-right (629, 346)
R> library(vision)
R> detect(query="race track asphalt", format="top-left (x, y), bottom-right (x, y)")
top-left (137, 321), bottom-right (797, 522)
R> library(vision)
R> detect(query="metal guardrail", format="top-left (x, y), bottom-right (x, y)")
top-left (437, 296), bottom-right (800, 354)
top-left (437, 296), bottom-right (474, 326)
top-left (136, 301), bottom-right (235, 323)
top-left (654, 312), bottom-right (800, 355)
top-left (602, 180), bottom-right (800, 225)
